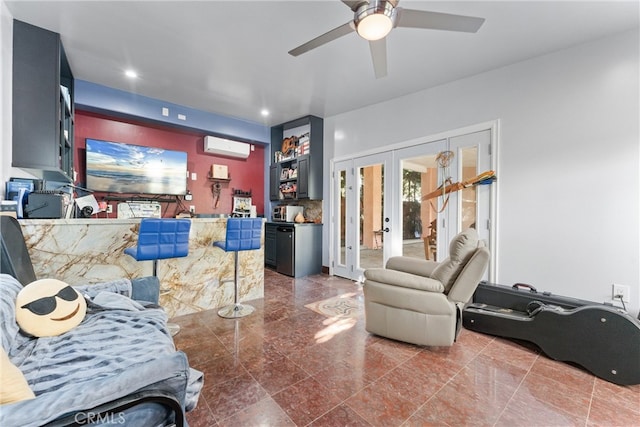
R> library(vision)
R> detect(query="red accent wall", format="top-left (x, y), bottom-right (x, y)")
top-left (74, 111), bottom-right (265, 218)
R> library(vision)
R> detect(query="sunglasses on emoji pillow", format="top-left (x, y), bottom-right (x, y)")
top-left (16, 279), bottom-right (87, 337)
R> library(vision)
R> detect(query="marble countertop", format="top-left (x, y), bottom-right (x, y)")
top-left (19, 217), bottom-right (253, 225)
top-left (19, 217), bottom-right (265, 317)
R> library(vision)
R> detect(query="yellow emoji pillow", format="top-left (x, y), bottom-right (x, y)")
top-left (16, 279), bottom-right (87, 337)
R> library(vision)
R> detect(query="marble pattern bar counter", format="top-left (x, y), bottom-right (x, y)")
top-left (19, 218), bottom-right (264, 318)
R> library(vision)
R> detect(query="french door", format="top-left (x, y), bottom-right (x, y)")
top-left (332, 126), bottom-right (495, 281)
top-left (395, 131), bottom-right (492, 276)
top-left (394, 139), bottom-right (448, 261)
top-left (444, 130), bottom-right (492, 260)
top-left (333, 153), bottom-right (392, 281)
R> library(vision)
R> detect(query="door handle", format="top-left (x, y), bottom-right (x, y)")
top-left (383, 228), bottom-right (389, 232)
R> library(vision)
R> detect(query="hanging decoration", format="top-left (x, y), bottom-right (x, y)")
top-left (423, 169), bottom-right (496, 205)
top-left (428, 150), bottom-right (455, 213)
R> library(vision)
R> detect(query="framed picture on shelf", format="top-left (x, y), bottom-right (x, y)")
top-left (232, 196), bottom-right (252, 216)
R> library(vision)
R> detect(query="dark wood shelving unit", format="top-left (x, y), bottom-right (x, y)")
top-left (269, 116), bottom-right (323, 201)
top-left (12, 20), bottom-right (74, 183)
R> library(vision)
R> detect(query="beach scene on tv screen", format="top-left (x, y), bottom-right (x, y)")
top-left (86, 139), bottom-right (187, 195)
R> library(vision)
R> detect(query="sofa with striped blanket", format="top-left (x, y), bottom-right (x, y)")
top-left (0, 273), bottom-right (203, 427)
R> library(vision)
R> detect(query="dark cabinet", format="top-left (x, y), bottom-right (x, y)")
top-left (270, 116), bottom-right (323, 201)
top-left (269, 164), bottom-right (280, 201)
top-left (296, 155), bottom-right (309, 199)
top-left (12, 20), bottom-right (74, 183)
top-left (265, 223), bottom-right (277, 267)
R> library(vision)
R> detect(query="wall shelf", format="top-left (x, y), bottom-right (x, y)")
top-left (207, 176), bottom-right (231, 183)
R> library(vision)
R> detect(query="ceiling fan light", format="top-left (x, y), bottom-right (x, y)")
top-left (357, 14), bottom-right (393, 41)
top-left (355, 0), bottom-right (397, 41)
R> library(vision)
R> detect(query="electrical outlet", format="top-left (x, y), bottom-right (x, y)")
top-left (612, 284), bottom-right (630, 303)
top-left (189, 205), bottom-right (196, 214)
top-left (106, 204), bottom-right (113, 214)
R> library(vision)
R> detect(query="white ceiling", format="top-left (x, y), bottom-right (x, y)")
top-left (5, 1), bottom-right (639, 126)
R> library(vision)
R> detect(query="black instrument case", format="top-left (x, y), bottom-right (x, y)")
top-left (463, 282), bottom-right (640, 386)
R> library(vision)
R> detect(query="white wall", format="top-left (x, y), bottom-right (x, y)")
top-left (324, 29), bottom-right (640, 316)
top-left (1, 2), bottom-right (12, 194)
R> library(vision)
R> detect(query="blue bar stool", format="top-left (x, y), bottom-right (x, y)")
top-left (125, 218), bottom-right (191, 334)
top-left (124, 218), bottom-right (191, 276)
top-left (214, 218), bottom-right (262, 318)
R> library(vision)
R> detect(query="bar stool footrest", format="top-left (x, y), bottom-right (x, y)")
top-left (218, 303), bottom-right (255, 319)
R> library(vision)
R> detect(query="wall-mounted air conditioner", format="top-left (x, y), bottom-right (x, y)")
top-left (203, 136), bottom-right (250, 159)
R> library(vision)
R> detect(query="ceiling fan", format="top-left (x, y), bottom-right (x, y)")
top-left (288, 0), bottom-right (485, 79)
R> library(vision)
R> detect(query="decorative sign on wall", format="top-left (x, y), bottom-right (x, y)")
top-left (211, 164), bottom-right (229, 179)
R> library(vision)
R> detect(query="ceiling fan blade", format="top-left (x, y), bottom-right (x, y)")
top-left (369, 38), bottom-right (387, 79)
top-left (341, 0), bottom-right (363, 11)
top-left (288, 22), bottom-right (355, 56)
top-left (396, 8), bottom-right (485, 33)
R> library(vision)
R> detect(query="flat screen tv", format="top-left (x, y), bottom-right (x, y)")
top-left (85, 138), bottom-right (188, 195)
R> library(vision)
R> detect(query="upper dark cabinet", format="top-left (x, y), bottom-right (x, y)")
top-left (270, 116), bottom-right (323, 201)
top-left (12, 20), bottom-right (74, 183)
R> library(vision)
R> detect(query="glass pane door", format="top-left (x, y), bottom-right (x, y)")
top-left (396, 139), bottom-right (448, 262)
top-left (358, 163), bottom-right (385, 270)
top-left (333, 160), bottom-right (352, 279)
top-left (461, 146), bottom-right (479, 230)
top-left (446, 130), bottom-right (492, 279)
top-left (447, 130), bottom-right (492, 248)
top-left (354, 153), bottom-right (391, 279)
top-left (400, 153), bottom-right (440, 260)
top-left (332, 154), bottom-right (391, 280)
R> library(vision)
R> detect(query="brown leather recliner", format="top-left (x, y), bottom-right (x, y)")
top-left (363, 228), bottom-right (490, 346)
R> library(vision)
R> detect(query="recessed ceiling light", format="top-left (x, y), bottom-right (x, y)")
top-left (260, 109), bottom-right (270, 117)
top-left (125, 69), bottom-right (138, 79)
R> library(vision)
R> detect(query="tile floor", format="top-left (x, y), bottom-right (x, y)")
top-left (173, 269), bottom-right (639, 427)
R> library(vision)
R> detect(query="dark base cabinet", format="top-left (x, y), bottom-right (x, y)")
top-left (264, 222), bottom-right (322, 278)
